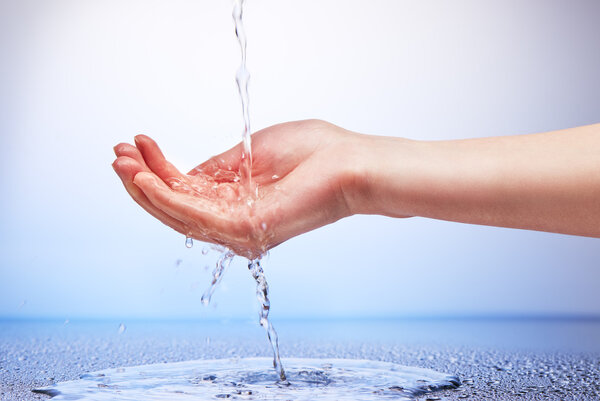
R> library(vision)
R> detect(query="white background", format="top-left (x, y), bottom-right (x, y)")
top-left (1, 0), bottom-right (599, 319)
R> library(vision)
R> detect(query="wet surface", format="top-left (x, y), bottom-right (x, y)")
top-left (1, 318), bottom-right (600, 400)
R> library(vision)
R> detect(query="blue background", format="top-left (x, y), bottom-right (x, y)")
top-left (1, 0), bottom-right (599, 320)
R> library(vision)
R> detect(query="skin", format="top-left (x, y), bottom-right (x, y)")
top-left (112, 119), bottom-right (600, 258)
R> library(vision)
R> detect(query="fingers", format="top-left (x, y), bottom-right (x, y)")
top-left (134, 135), bottom-right (189, 185)
top-left (112, 156), bottom-right (189, 235)
top-left (114, 142), bottom-right (150, 171)
top-left (114, 135), bottom-right (256, 252)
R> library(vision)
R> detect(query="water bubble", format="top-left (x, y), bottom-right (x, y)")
top-left (118, 323), bottom-right (126, 335)
top-left (202, 247), bottom-right (209, 255)
top-left (261, 222), bottom-right (268, 231)
top-left (271, 174), bottom-right (279, 180)
top-left (175, 259), bottom-right (183, 267)
top-left (185, 236), bottom-right (194, 248)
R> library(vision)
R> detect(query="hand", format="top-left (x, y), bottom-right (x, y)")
top-left (112, 120), bottom-right (361, 258)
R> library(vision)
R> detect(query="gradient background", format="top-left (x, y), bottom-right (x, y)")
top-left (1, 0), bottom-right (599, 321)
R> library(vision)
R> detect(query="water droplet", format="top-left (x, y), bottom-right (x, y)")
top-left (202, 247), bottom-right (209, 255)
top-left (175, 259), bottom-right (183, 267)
top-left (118, 323), bottom-right (126, 335)
top-left (63, 319), bottom-right (70, 325)
top-left (185, 236), bottom-right (193, 248)
top-left (271, 174), bottom-right (279, 180)
top-left (261, 222), bottom-right (267, 231)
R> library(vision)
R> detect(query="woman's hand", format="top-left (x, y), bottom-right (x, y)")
top-left (112, 120), bottom-right (366, 258)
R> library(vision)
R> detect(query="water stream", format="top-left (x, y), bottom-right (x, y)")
top-left (247, 259), bottom-right (288, 383)
top-left (231, 0), bottom-right (288, 383)
top-left (233, 0), bottom-right (253, 193)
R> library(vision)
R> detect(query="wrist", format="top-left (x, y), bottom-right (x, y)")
top-left (338, 133), bottom-right (418, 218)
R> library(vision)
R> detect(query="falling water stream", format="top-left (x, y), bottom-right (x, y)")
top-left (230, 0), bottom-right (287, 383)
top-left (233, 0), bottom-right (253, 194)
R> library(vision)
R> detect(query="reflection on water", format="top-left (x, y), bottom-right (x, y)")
top-left (34, 357), bottom-right (460, 400)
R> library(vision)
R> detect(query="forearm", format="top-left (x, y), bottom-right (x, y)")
top-left (348, 123), bottom-right (600, 237)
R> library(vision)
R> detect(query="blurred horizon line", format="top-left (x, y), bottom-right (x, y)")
top-left (2, 313), bottom-right (600, 323)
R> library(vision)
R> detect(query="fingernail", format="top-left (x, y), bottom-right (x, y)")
top-left (132, 172), bottom-right (146, 185)
top-left (134, 172), bottom-right (159, 186)
top-left (134, 134), bottom-right (149, 143)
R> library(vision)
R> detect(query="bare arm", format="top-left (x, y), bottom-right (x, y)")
top-left (347, 123), bottom-right (600, 237)
top-left (113, 121), bottom-right (600, 258)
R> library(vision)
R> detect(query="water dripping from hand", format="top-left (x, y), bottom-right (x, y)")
top-left (248, 259), bottom-right (288, 384)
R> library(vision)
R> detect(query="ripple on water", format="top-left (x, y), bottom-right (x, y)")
top-left (34, 357), bottom-right (460, 400)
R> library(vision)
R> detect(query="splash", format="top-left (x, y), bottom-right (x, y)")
top-left (33, 357), bottom-right (460, 400)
